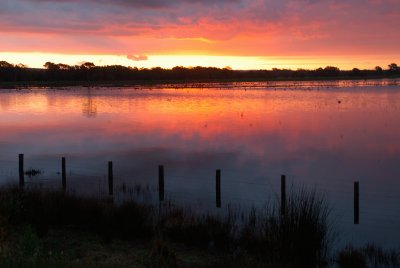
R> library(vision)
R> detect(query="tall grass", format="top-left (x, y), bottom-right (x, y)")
top-left (0, 185), bottom-right (334, 267)
top-left (237, 187), bottom-right (332, 267)
top-left (0, 187), bottom-right (154, 240)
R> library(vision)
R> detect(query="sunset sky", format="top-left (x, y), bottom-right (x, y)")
top-left (0, 0), bottom-right (399, 70)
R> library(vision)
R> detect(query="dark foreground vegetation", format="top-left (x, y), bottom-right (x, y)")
top-left (0, 61), bottom-right (399, 87)
top-left (0, 186), bottom-right (399, 267)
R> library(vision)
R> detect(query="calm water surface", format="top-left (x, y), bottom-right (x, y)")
top-left (1, 80), bottom-right (400, 249)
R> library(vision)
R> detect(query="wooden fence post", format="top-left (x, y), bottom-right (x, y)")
top-left (62, 157), bottom-right (66, 192)
top-left (216, 169), bottom-right (221, 208)
top-left (281, 174), bottom-right (286, 215)
top-left (108, 161), bottom-right (113, 196)
top-left (158, 165), bottom-right (165, 202)
top-left (354, 181), bottom-right (359, 224)
top-left (19, 154), bottom-right (24, 190)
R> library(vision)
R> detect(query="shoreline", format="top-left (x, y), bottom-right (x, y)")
top-left (1, 76), bottom-right (399, 89)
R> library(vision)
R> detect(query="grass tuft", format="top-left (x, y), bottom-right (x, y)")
top-left (337, 243), bottom-right (400, 268)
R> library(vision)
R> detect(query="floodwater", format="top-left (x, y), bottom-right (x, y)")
top-left (1, 79), bottom-right (400, 249)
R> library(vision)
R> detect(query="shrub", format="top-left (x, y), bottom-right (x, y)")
top-left (337, 243), bottom-right (400, 268)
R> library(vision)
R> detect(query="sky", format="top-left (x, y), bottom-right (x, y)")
top-left (0, 0), bottom-right (399, 70)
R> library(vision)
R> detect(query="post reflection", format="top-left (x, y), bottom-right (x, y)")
top-left (82, 88), bottom-right (97, 118)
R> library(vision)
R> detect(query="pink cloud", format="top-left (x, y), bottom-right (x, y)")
top-left (0, 0), bottom-right (399, 59)
top-left (127, 55), bottom-right (148, 61)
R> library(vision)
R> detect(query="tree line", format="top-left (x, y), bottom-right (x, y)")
top-left (0, 60), bottom-right (399, 83)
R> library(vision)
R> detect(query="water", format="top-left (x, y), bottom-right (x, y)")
top-left (1, 80), bottom-right (400, 249)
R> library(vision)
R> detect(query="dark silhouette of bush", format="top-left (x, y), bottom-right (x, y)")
top-left (1, 60), bottom-right (399, 84)
top-left (0, 185), bottom-right (333, 266)
top-left (238, 188), bottom-right (332, 267)
top-left (337, 244), bottom-right (400, 268)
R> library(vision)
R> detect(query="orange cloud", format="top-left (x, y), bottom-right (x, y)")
top-left (127, 55), bottom-right (148, 61)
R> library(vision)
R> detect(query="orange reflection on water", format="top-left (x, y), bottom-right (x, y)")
top-left (2, 87), bottom-right (400, 153)
top-left (2, 84), bottom-right (400, 249)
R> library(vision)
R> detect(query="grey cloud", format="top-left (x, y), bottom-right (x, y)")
top-left (21, 0), bottom-right (241, 9)
top-left (4, 0), bottom-right (399, 44)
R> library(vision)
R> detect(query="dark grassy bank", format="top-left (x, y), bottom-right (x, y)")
top-left (1, 76), bottom-right (400, 90)
top-left (0, 186), bottom-right (398, 267)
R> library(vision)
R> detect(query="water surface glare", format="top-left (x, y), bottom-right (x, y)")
top-left (1, 82), bottom-right (400, 249)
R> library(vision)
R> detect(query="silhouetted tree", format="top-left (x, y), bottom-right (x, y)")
top-left (351, 68), bottom-right (361, 76)
top-left (80, 62), bottom-right (95, 69)
top-left (0, 61), bottom-right (16, 81)
top-left (16, 63), bottom-right (27, 68)
top-left (388, 63), bottom-right (398, 72)
top-left (314, 66), bottom-right (340, 77)
top-left (57, 63), bottom-right (71, 70)
top-left (324, 66), bottom-right (340, 72)
top-left (375, 66), bottom-right (383, 73)
top-left (44, 62), bottom-right (60, 70)
top-left (0, 61), bottom-right (13, 68)
top-left (1, 61), bottom-right (399, 83)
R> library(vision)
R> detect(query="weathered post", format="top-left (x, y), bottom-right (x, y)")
top-left (281, 175), bottom-right (286, 216)
top-left (108, 161), bottom-right (113, 196)
top-left (19, 154), bottom-right (24, 190)
top-left (62, 157), bottom-right (66, 192)
top-left (216, 169), bottom-right (221, 208)
top-left (354, 181), bottom-right (359, 224)
top-left (158, 165), bottom-right (164, 202)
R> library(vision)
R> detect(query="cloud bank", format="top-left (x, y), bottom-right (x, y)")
top-left (0, 0), bottom-right (399, 57)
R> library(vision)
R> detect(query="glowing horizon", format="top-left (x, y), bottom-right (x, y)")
top-left (1, 52), bottom-right (398, 71)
